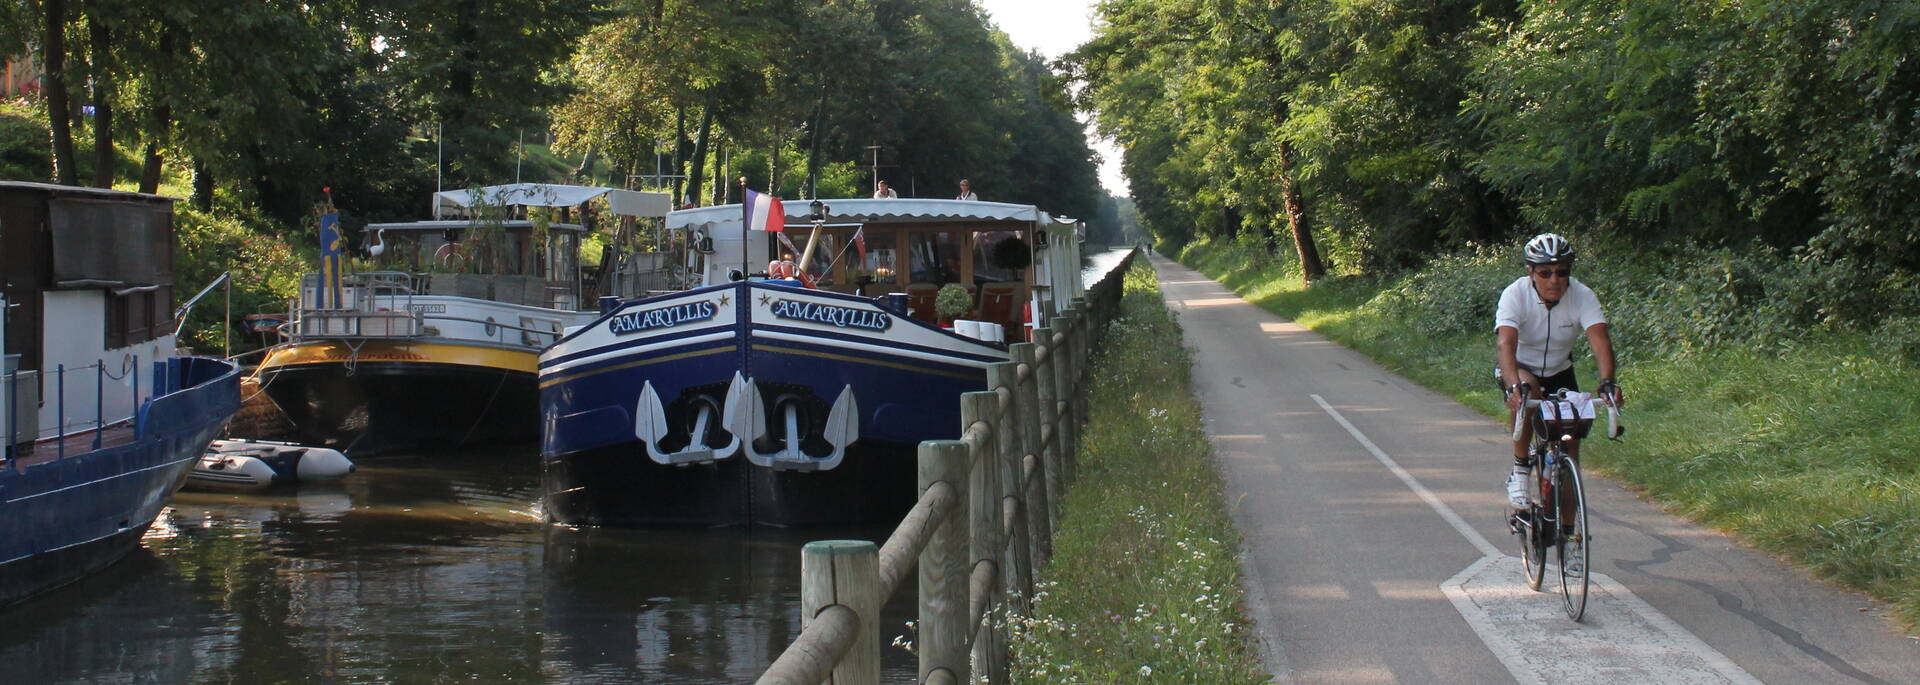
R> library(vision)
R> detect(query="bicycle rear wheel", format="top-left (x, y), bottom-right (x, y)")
top-left (1556, 459), bottom-right (1591, 620)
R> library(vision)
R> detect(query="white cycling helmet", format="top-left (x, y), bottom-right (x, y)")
top-left (1523, 233), bottom-right (1574, 265)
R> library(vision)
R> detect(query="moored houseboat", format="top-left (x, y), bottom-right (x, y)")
top-left (0, 182), bottom-right (240, 607)
top-left (540, 198), bottom-right (1085, 527)
top-left (248, 184), bottom-right (668, 455)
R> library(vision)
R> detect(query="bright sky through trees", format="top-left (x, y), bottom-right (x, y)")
top-left (975, 0), bottom-right (1126, 195)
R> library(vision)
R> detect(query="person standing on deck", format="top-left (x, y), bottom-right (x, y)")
top-left (873, 180), bottom-right (897, 199)
top-left (955, 179), bottom-right (978, 201)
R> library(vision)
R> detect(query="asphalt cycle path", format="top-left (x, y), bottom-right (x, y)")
top-left (1145, 253), bottom-right (1918, 684)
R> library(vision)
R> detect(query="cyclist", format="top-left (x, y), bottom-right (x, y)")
top-left (1496, 233), bottom-right (1623, 514)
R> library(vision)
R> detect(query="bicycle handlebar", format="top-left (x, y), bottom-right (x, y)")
top-left (1511, 389), bottom-right (1623, 442)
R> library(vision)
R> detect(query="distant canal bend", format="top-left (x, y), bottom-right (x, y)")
top-left (0, 248), bottom-right (1131, 683)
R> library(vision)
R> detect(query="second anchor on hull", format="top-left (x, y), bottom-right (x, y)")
top-left (632, 372), bottom-right (859, 470)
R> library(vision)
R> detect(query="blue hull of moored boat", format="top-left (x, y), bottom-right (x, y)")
top-left (0, 357), bottom-right (240, 607)
top-left (539, 281), bottom-right (1005, 527)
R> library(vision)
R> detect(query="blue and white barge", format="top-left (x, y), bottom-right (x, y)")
top-left (539, 199), bottom-right (1084, 527)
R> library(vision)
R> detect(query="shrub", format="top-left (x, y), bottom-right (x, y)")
top-left (173, 207), bottom-right (308, 355)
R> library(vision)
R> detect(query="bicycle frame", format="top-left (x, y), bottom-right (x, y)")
top-left (1510, 388), bottom-right (1615, 621)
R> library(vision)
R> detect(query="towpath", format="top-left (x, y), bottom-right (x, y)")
top-left (1147, 253), bottom-right (1919, 684)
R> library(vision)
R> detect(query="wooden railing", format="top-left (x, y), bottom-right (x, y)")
top-left (757, 249), bottom-right (1136, 685)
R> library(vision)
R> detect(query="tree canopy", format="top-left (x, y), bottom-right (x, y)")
top-left (1070, 0), bottom-right (1920, 278)
top-left (1, 0), bottom-right (1106, 230)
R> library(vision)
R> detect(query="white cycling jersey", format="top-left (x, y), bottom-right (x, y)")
top-left (1494, 276), bottom-right (1607, 377)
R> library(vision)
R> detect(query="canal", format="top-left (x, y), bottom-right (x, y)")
top-left (0, 249), bottom-right (1132, 683)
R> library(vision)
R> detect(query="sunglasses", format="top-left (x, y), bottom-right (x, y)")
top-left (1532, 267), bottom-right (1571, 279)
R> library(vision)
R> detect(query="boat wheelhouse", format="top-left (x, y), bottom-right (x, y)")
top-left (0, 182), bottom-right (240, 607)
top-left (540, 198), bottom-right (1085, 527)
top-left (249, 184), bottom-right (668, 455)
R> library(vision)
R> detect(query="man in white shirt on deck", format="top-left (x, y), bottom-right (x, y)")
top-left (1494, 233), bottom-right (1624, 514)
top-left (873, 180), bottom-right (897, 199)
top-left (955, 179), bottom-right (978, 201)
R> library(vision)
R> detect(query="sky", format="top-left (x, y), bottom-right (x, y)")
top-left (974, 0), bottom-right (1128, 196)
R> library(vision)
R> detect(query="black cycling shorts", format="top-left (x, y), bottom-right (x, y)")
top-left (1494, 367), bottom-right (1579, 396)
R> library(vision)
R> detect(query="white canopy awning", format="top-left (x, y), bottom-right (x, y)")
top-left (432, 183), bottom-right (671, 219)
top-left (665, 198), bottom-right (1045, 235)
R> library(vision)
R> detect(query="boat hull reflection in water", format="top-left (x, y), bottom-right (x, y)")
top-left (0, 444), bottom-right (915, 683)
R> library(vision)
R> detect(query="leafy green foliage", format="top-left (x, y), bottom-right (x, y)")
top-left (1081, 0), bottom-right (1920, 293)
top-left (172, 207), bottom-right (307, 354)
top-left (0, 101), bottom-right (49, 180)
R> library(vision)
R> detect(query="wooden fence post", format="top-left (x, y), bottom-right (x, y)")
top-left (1011, 343), bottom-right (1052, 565)
top-left (1051, 313), bottom-right (1078, 465)
top-left (801, 540), bottom-right (879, 685)
top-left (961, 391), bottom-right (1008, 683)
top-left (985, 361), bottom-right (1033, 610)
top-left (1070, 298), bottom-right (1091, 436)
top-left (1032, 324), bottom-right (1066, 510)
top-left (1013, 341), bottom-right (1059, 556)
top-left (919, 440), bottom-right (970, 685)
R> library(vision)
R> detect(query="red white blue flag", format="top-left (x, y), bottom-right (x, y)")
top-left (742, 188), bottom-right (785, 233)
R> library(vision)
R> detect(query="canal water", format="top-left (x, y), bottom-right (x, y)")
top-left (0, 248), bottom-right (1133, 684)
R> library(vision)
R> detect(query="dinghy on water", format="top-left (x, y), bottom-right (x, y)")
top-left (540, 197), bottom-right (1087, 527)
top-left (185, 439), bottom-right (355, 493)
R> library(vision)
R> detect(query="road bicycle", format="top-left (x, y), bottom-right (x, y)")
top-left (1510, 387), bottom-right (1621, 621)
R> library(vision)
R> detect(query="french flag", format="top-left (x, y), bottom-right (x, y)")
top-left (743, 187), bottom-right (786, 233)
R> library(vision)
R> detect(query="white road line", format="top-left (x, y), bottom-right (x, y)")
top-left (1310, 394), bottom-right (1501, 557)
top-left (1312, 394), bottom-right (1763, 685)
top-left (1443, 558), bottom-right (1764, 685)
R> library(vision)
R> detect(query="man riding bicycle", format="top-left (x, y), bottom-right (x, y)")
top-left (1496, 233), bottom-right (1624, 513)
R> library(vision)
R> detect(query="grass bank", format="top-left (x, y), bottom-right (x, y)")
top-left (1006, 262), bottom-right (1267, 683)
top-left (1179, 236), bottom-right (1920, 630)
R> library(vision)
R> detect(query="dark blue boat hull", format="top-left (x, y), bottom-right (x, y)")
top-left (539, 282), bottom-right (1003, 527)
top-left (0, 357), bottom-right (240, 608)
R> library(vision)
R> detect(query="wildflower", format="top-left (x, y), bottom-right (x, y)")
top-left (1139, 665), bottom-right (1153, 676)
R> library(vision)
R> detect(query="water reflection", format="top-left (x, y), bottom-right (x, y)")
top-left (0, 445), bottom-right (917, 683)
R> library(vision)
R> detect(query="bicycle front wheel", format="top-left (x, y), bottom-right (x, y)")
top-left (1556, 459), bottom-right (1591, 620)
top-left (1519, 468), bottom-right (1547, 591)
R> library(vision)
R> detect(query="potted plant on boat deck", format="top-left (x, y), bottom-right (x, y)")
top-left (936, 283), bottom-right (972, 328)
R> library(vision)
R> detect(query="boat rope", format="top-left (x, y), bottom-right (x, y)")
top-left (342, 339), bottom-right (365, 377)
top-left (98, 353), bottom-right (134, 381)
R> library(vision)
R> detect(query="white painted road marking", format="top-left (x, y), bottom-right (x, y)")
top-left (1311, 394), bottom-right (1764, 684)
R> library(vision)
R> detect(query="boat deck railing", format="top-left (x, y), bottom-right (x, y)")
top-left (289, 271), bottom-right (577, 348)
top-left (755, 249), bottom-right (1137, 685)
top-left (4, 356), bottom-right (146, 463)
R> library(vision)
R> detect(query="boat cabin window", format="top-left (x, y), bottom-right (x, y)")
top-left (908, 232), bottom-right (961, 285)
top-left (972, 231), bottom-right (1028, 285)
top-left (105, 286), bottom-right (171, 349)
top-left (375, 226), bottom-right (581, 279)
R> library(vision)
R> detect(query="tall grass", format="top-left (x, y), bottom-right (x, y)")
top-left (1180, 236), bottom-right (1920, 629)
top-left (1007, 263), bottom-right (1267, 683)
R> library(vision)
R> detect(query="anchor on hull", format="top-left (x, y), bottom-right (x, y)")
top-left (736, 381), bottom-right (859, 472)
top-left (633, 373), bottom-right (859, 470)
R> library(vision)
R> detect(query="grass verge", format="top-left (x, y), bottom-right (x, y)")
top-left (1006, 262), bottom-right (1268, 683)
top-left (1179, 237), bottom-right (1920, 631)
